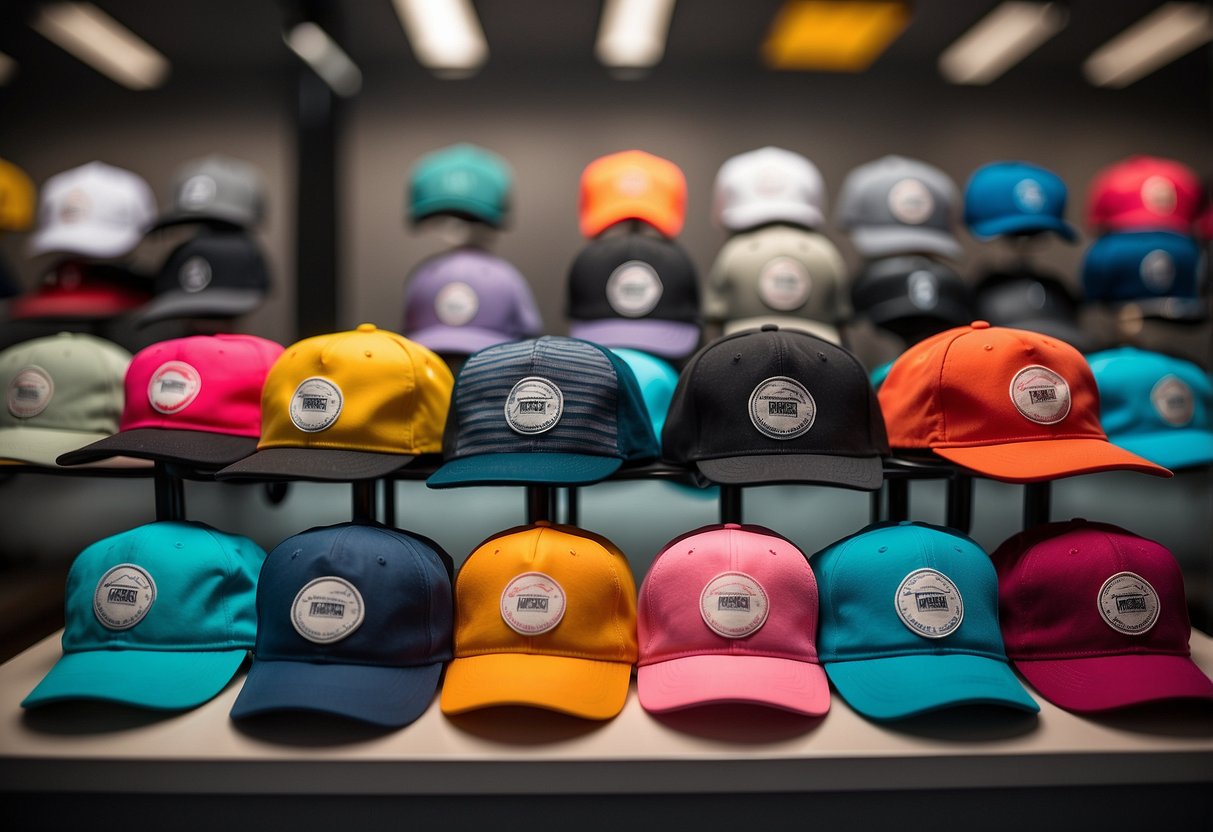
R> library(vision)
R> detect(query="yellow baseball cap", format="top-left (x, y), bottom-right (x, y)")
top-left (216, 323), bottom-right (452, 481)
top-left (0, 158), bottom-right (35, 232)
top-left (441, 521), bottom-right (638, 720)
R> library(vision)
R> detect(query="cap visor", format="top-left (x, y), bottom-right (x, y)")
top-left (216, 447), bottom-right (416, 481)
top-left (411, 198), bottom-right (503, 229)
top-left (440, 652), bottom-right (632, 720)
top-left (150, 211), bottom-right (246, 231)
top-left (695, 453), bottom-right (884, 490)
top-left (0, 426), bottom-right (115, 468)
top-left (861, 297), bottom-right (972, 332)
top-left (969, 215), bottom-right (1078, 243)
top-left (57, 427), bottom-right (259, 468)
top-left (1014, 654), bottom-right (1213, 713)
top-left (21, 648), bottom-right (247, 710)
top-left (427, 451), bottom-right (622, 488)
top-left (580, 202), bottom-right (682, 238)
top-left (409, 324), bottom-right (513, 355)
top-left (1113, 429), bottom-right (1213, 472)
top-left (134, 288), bottom-right (264, 328)
top-left (638, 654), bottom-right (829, 716)
top-left (824, 653), bottom-right (1039, 721)
top-left (722, 316), bottom-right (840, 344)
top-left (29, 224), bottom-right (144, 259)
top-left (721, 202), bottom-right (823, 233)
top-left (230, 658), bottom-right (442, 727)
top-left (932, 437), bottom-right (1171, 483)
top-left (569, 318), bottom-right (700, 359)
top-left (851, 226), bottom-right (962, 261)
top-left (8, 290), bottom-right (148, 321)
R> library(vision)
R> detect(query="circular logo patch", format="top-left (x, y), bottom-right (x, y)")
top-left (1098, 571), bottom-right (1160, 636)
top-left (434, 281), bottom-right (479, 326)
top-left (500, 572), bottom-right (566, 636)
top-left (758, 256), bottom-right (811, 311)
top-left (895, 569), bottom-right (964, 639)
top-left (292, 577), bottom-right (365, 644)
top-left (748, 376), bottom-right (815, 440)
top-left (7, 366), bottom-right (53, 419)
top-left (907, 270), bottom-right (939, 310)
top-left (1140, 249), bottom-right (1175, 293)
top-left (179, 256), bottom-right (212, 293)
top-left (505, 376), bottom-right (563, 435)
top-left (147, 361), bottom-right (203, 415)
top-left (289, 377), bottom-right (343, 432)
top-left (180, 174), bottom-right (217, 209)
top-left (700, 571), bottom-right (769, 638)
top-left (606, 260), bottom-right (663, 317)
top-left (1013, 178), bottom-right (1046, 213)
top-left (1151, 375), bottom-right (1194, 427)
top-left (59, 188), bottom-right (91, 224)
top-left (94, 564), bottom-right (156, 630)
top-left (1141, 175), bottom-right (1177, 216)
top-left (1009, 364), bottom-right (1072, 425)
top-left (887, 178), bottom-right (934, 225)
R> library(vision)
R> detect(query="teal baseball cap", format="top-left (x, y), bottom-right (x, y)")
top-left (1088, 347), bottom-right (1213, 471)
top-left (408, 143), bottom-right (513, 229)
top-left (609, 348), bottom-right (679, 437)
top-left (23, 521), bottom-right (266, 710)
top-left (812, 521), bottom-right (1038, 721)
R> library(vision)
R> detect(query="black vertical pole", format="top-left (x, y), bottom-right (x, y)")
top-left (153, 461), bottom-right (185, 522)
top-left (1023, 481), bottom-right (1051, 530)
top-left (946, 474), bottom-right (973, 533)
top-left (352, 480), bottom-right (376, 522)
top-left (719, 485), bottom-right (743, 524)
top-left (526, 486), bottom-right (555, 523)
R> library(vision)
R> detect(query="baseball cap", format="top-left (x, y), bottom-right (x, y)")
top-left (712, 146), bottom-right (826, 232)
top-left (638, 523), bottom-right (829, 715)
top-left (836, 155), bottom-right (962, 261)
top-left (0, 157), bottom-right (35, 231)
top-left (22, 521), bottom-right (265, 710)
top-left (705, 225), bottom-right (850, 344)
top-left (1087, 155), bottom-right (1202, 235)
top-left (813, 521), bottom-right (1039, 721)
top-left (851, 255), bottom-right (972, 344)
top-left (427, 336), bottom-right (658, 488)
top-left (403, 248), bottom-right (543, 355)
top-left (579, 150), bottom-right (687, 238)
top-left (663, 326), bottom-right (888, 489)
top-left (1081, 230), bottom-right (1204, 314)
top-left (877, 322), bottom-right (1171, 482)
top-left (57, 334), bottom-right (284, 469)
top-left (152, 155), bottom-right (267, 230)
top-left (135, 230), bottom-right (271, 327)
top-left (567, 233), bottom-right (701, 359)
top-left (440, 521), bottom-right (637, 719)
top-left (409, 143), bottom-right (513, 229)
top-left (609, 348), bottom-right (679, 437)
top-left (217, 324), bottom-right (453, 481)
top-left (230, 522), bottom-right (453, 727)
top-left (973, 269), bottom-right (1090, 351)
top-left (964, 161), bottom-right (1077, 242)
top-left (29, 161), bottom-right (156, 259)
top-left (1087, 347), bottom-right (1213, 471)
top-left (9, 261), bottom-right (151, 321)
top-left (993, 519), bottom-right (1213, 712)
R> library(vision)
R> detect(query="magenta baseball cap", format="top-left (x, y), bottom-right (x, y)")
top-left (993, 519), bottom-right (1213, 713)
top-left (637, 523), bottom-right (829, 716)
top-left (57, 334), bottom-right (284, 469)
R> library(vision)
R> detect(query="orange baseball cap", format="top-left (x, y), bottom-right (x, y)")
top-left (441, 521), bottom-right (638, 720)
top-left (579, 150), bottom-right (687, 238)
top-left (878, 322), bottom-right (1171, 483)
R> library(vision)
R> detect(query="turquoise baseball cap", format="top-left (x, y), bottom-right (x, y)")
top-left (408, 143), bottom-right (513, 229)
top-left (23, 521), bottom-right (266, 710)
top-left (812, 521), bottom-right (1038, 721)
top-left (1088, 347), bottom-right (1213, 471)
top-left (608, 348), bottom-right (679, 436)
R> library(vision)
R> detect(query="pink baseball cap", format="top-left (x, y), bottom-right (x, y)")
top-left (637, 523), bottom-right (829, 716)
top-left (993, 519), bottom-right (1213, 713)
top-left (57, 334), bottom-right (284, 469)
top-left (1086, 156), bottom-right (1202, 235)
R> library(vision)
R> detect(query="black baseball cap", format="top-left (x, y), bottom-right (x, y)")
top-left (663, 325), bottom-right (889, 489)
top-left (136, 230), bottom-right (270, 328)
top-left (973, 268), bottom-right (1090, 351)
top-left (851, 255), bottom-right (972, 344)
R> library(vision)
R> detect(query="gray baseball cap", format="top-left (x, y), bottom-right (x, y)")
top-left (153, 155), bottom-right (266, 230)
top-left (837, 155), bottom-right (962, 261)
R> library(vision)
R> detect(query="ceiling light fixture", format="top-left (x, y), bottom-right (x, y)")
top-left (1083, 2), bottom-right (1213, 89)
top-left (392, 0), bottom-right (488, 78)
top-left (32, 2), bottom-right (169, 90)
top-left (596, 0), bottom-right (677, 76)
top-left (938, 2), bottom-right (1067, 85)
top-left (285, 22), bottom-right (362, 98)
top-left (762, 1), bottom-right (910, 73)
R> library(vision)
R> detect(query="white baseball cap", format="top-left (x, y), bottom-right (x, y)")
top-left (29, 161), bottom-right (156, 259)
top-left (713, 147), bottom-right (826, 233)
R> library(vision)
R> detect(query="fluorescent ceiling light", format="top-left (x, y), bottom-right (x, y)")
top-left (939, 2), bottom-right (1067, 85)
top-left (32, 2), bottom-right (169, 90)
top-left (1084, 2), bottom-right (1213, 89)
top-left (762, 1), bottom-right (910, 73)
top-left (285, 22), bottom-right (362, 97)
top-left (392, 0), bottom-right (488, 78)
top-left (0, 51), bottom-right (15, 85)
top-left (596, 0), bottom-right (677, 73)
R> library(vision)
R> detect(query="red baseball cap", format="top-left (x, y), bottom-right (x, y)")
top-left (1086, 155), bottom-right (1202, 235)
top-left (9, 262), bottom-right (150, 321)
top-left (878, 322), bottom-right (1171, 482)
top-left (993, 519), bottom-right (1213, 712)
top-left (579, 150), bottom-right (687, 238)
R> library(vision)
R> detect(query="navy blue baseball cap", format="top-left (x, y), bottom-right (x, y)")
top-left (1082, 231), bottom-right (1204, 311)
top-left (964, 162), bottom-right (1077, 242)
top-left (230, 522), bottom-right (454, 727)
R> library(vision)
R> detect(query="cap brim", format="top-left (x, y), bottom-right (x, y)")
top-left (638, 654), bottom-right (830, 715)
top-left (969, 215), bottom-right (1078, 243)
top-left (720, 202), bottom-right (823, 233)
top-left (440, 652), bottom-right (632, 720)
top-left (851, 226), bottom-right (962, 261)
top-left (8, 291), bottom-right (148, 321)
top-left (569, 319), bottom-right (700, 360)
top-left (29, 224), bottom-right (144, 259)
top-left (0, 426), bottom-right (119, 468)
top-left (21, 648), bottom-right (247, 710)
top-left (695, 452), bottom-right (884, 490)
top-left (721, 316), bottom-right (841, 344)
top-left (580, 202), bottom-right (682, 238)
top-left (1113, 428), bottom-right (1213, 472)
top-left (230, 658), bottom-right (442, 727)
top-left (427, 451), bottom-right (622, 488)
top-left (408, 324), bottom-right (514, 355)
top-left (57, 427), bottom-right (259, 468)
top-left (824, 653), bottom-right (1039, 721)
top-left (1013, 654), bottom-right (1213, 713)
top-left (859, 297), bottom-right (973, 333)
top-left (932, 437), bottom-right (1172, 483)
top-left (150, 211), bottom-right (247, 231)
top-left (134, 288), bottom-right (264, 328)
top-left (411, 199), bottom-right (503, 229)
top-left (216, 447), bottom-right (417, 481)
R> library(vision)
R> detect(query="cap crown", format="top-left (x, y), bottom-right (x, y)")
top-left (153, 231), bottom-right (270, 297)
top-left (1089, 347), bottom-right (1211, 443)
top-left (167, 155), bottom-right (266, 228)
top-left (35, 161), bottom-right (155, 244)
top-left (567, 233), bottom-right (700, 323)
top-left (1, 332), bottom-right (130, 437)
top-left (837, 155), bottom-right (958, 235)
top-left (964, 161), bottom-right (1070, 234)
top-left (1087, 155), bottom-right (1202, 234)
top-left (610, 348), bottom-right (679, 437)
top-left (410, 143), bottom-right (512, 228)
top-left (579, 150), bottom-right (687, 238)
top-left (404, 248), bottom-right (542, 340)
top-left (712, 146), bottom-right (826, 232)
top-left (1081, 231), bottom-right (1202, 302)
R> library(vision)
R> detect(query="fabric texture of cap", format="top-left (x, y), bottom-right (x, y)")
top-left (136, 230), bottom-right (271, 327)
top-left (217, 324), bottom-right (452, 481)
top-left (0, 156), bottom-right (36, 231)
top-left (579, 150), bottom-right (687, 238)
top-left (663, 326), bottom-right (888, 489)
top-left (813, 521), bottom-right (1039, 721)
top-left (851, 255), bottom-right (972, 344)
top-left (973, 269), bottom-right (1090, 352)
top-left (441, 522), bottom-right (637, 719)
top-left (638, 523), bottom-right (829, 715)
top-left (1088, 347), bottom-right (1213, 471)
top-left (993, 519), bottom-right (1213, 712)
top-left (403, 247), bottom-right (543, 355)
top-left (1087, 155), bottom-right (1202, 235)
top-left (409, 143), bottom-right (513, 229)
top-left (29, 161), bottom-right (156, 259)
top-left (609, 348), bottom-right (679, 437)
top-left (963, 161), bottom-right (1077, 242)
top-left (1082, 231), bottom-right (1204, 311)
top-left (706, 225), bottom-right (851, 344)
top-left (0, 332), bottom-right (133, 467)
top-left (836, 155), bottom-right (962, 260)
top-left (153, 155), bottom-right (267, 230)
top-left (427, 336), bottom-right (658, 488)
top-left (567, 232), bottom-right (701, 358)
top-left (22, 521), bottom-right (266, 710)
top-left (230, 522), bottom-right (453, 727)
top-left (712, 146), bottom-right (826, 232)
top-left (878, 322), bottom-right (1171, 482)
top-left (57, 334), bottom-right (284, 469)
top-left (9, 261), bottom-right (151, 321)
